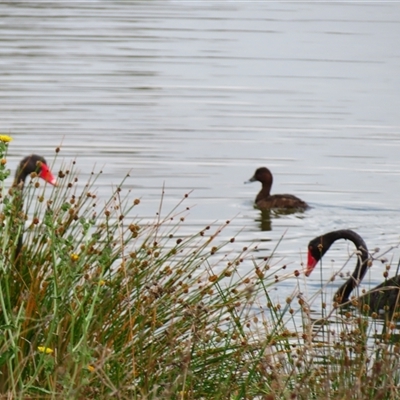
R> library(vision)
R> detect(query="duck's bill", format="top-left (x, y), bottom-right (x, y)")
top-left (40, 164), bottom-right (57, 186)
top-left (244, 176), bottom-right (256, 184)
top-left (305, 252), bottom-right (318, 277)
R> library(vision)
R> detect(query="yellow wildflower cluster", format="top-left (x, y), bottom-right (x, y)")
top-left (70, 253), bottom-right (79, 262)
top-left (37, 346), bottom-right (54, 354)
top-left (87, 365), bottom-right (95, 372)
top-left (0, 135), bottom-right (12, 143)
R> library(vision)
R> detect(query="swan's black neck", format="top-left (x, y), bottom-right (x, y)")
top-left (13, 187), bottom-right (25, 264)
top-left (12, 155), bottom-right (49, 262)
top-left (323, 230), bottom-right (369, 303)
top-left (14, 170), bottom-right (29, 188)
top-left (12, 159), bottom-right (32, 263)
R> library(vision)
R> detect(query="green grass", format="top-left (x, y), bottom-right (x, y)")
top-left (0, 140), bottom-right (400, 399)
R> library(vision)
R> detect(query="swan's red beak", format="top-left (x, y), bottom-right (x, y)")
top-left (40, 164), bottom-right (57, 186)
top-left (305, 251), bottom-right (318, 277)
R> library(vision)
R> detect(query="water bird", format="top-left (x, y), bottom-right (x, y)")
top-left (245, 167), bottom-right (308, 210)
top-left (12, 154), bottom-right (57, 261)
top-left (306, 229), bottom-right (400, 315)
top-left (13, 154), bottom-right (57, 188)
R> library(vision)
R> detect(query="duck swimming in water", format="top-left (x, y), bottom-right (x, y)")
top-left (245, 167), bottom-right (309, 210)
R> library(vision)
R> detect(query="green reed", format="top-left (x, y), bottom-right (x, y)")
top-left (0, 139), bottom-right (399, 399)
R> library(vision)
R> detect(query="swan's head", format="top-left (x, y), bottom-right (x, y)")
top-left (305, 234), bottom-right (330, 277)
top-left (16, 154), bottom-right (57, 186)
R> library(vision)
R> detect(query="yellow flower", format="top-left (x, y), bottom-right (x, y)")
top-left (38, 346), bottom-right (54, 354)
top-left (70, 253), bottom-right (79, 262)
top-left (0, 135), bottom-right (12, 143)
top-left (87, 365), bottom-right (95, 372)
top-left (99, 280), bottom-right (106, 286)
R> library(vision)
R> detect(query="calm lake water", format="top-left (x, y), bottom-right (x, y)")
top-left (1, 1), bottom-right (400, 318)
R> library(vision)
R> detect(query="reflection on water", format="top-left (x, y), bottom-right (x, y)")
top-left (258, 210), bottom-right (273, 232)
top-left (308, 302), bottom-right (400, 360)
top-left (255, 208), bottom-right (307, 232)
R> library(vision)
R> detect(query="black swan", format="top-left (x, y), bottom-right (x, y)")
top-left (12, 154), bottom-right (57, 262)
top-left (13, 154), bottom-right (56, 188)
top-left (245, 167), bottom-right (308, 210)
top-left (306, 229), bottom-right (400, 315)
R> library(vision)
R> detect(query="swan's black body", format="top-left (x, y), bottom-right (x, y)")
top-left (306, 230), bottom-right (400, 315)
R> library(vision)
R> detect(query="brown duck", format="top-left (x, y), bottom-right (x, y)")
top-left (245, 167), bottom-right (308, 210)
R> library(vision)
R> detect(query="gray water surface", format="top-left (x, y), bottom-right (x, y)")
top-left (1, 1), bottom-right (400, 317)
